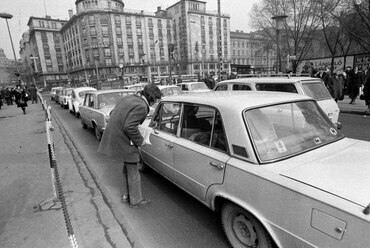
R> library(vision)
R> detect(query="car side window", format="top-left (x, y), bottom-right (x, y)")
top-left (152, 102), bottom-right (181, 135)
top-left (215, 84), bottom-right (228, 91)
top-left (180, 104), bottom-right (214, 146)
top-left (83, 94), bottom-right (90, 106)
top-left (211, 111), bottom-right (228, 152)
top-left (233, 84), bottom-right (251, 91)
top-left (256, 83), bottom-right (297, 93)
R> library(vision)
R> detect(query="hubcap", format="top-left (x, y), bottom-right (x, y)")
top-left (232, 214), bottom-right (257, 246)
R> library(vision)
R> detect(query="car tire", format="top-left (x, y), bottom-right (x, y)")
top-left (94, 125), bottom-right (102, 141)
top-left (74, 109), bottom-right (79, 118)
top-left (82, 122), bottom-right (87, 129)
top-left (221, 202), bottom-right (273, 248)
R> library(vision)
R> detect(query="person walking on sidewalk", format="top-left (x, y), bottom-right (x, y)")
top-left (98, 84), bottom-right (162, 208)
top-left (14, 85), bottom-right (29, 114)
top-left (364, 67), bottom-right (370, 113)
top-left (348, 66), bottom-right (363, 104)
top-left (28, 84), bottom-right (38, 104)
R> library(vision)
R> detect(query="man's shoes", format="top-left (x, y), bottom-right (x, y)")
top-left (121, 194), bottom-right (129, 203)
top-left (129, 198), bottom-right (151, 208)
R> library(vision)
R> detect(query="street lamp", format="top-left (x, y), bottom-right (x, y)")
top-left (272, 14), bottom-right (287, 74)
top-left (0, 12), bottom-right (20, 80)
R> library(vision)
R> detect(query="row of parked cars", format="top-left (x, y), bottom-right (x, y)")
top-left (53, 76), bottom-right (369, 248)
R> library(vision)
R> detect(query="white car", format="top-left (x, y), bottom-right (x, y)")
top-left (139, 91), bottom-right (370, 248)
top-left (69, 86), bottom-right (97, 117)
top-left (50, 86), bottom-right (63, 101)
top-left (214, 76), bottom-right (341, 128)
top-left (80, 89), bottom-right (134, 140)
top-left (59, 87), bottom-right (73, 109)
top-left (177, 81), bottom-right (211, 93)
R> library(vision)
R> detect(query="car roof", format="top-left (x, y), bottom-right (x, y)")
top-left (177, 81), bottom-right (204, 85)
top-left (73, 87), bottom-right (97, 92)
top-left (162, 91), bottom-right (312, 112)
top-left (217, 77), bottom-right (322, 85)
top-left (89, 89), bottom-right (135, 95)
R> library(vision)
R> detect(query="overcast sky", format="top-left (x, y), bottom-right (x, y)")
top-left (0, 0), bottom-right (259, 59)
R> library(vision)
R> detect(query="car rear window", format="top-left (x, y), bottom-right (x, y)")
top-left (301, 82), bottom-right (332, 100)
top-left (256, 83), bottom-right (297, 93)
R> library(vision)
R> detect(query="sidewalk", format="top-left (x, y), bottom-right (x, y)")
top-left (337, 95), bottom-right (368, 115)
top-left (0, 102), bottom-right (130, 248)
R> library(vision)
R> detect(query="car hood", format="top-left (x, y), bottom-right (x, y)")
top-left (279, 139), bottom-right (370, 207)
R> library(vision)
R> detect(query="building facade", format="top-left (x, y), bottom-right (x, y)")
top-left (19, 0), bottom-right (231, 88)
top-left (230, 30), bottom-right (276, 74)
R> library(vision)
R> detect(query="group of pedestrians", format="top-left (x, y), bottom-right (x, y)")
top-left (315, 66), bottom-right (370, 112)
top-left (0, 83), bottom-right (39, 114)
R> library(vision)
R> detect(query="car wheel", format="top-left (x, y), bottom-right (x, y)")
top-left (82, 122), bottom-right (87, 129)
top-left (221, 202), bottom-right (273, 248)
top-left (94, 125), bottom-right (102, 141)
top-left (63, 104), bottom-right (68, 109)
top-left (74, 110), bottom-right (79, 118)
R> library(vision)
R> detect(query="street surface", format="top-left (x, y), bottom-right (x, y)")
top-left (1, 95), bottom-right (369, 248)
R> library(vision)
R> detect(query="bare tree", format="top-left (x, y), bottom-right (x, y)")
top-left (249, 0), bottom-right (322, 73)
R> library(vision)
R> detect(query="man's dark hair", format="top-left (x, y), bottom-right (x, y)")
top-left (141, 84), bottom-right (162, 103)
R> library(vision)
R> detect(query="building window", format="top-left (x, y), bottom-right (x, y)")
top-left (88, 15), bottom-right (95, 24)
top-left (90, 26), bottom-right (97, 36)
top-left (101, 25), bottom-right (109, 35)
top-left (93, 48), bottom-right (99, 57)
top-left (105, 58), bottom-right (112, 65)
top-left (104, 48), bottom-right (111, 57)
top-left (117, 37), bottom-right (123, 45)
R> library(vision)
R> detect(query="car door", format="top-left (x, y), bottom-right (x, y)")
top-left (141, 102), bottom-right (181, 181)
top-left (173, 104), bottom-right (230, 202)
top-left (80, 93), bottom-right (92, 127)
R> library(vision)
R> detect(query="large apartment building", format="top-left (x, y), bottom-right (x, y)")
top-left (20, 0), bottom-right (231, 87)
top-left (230, 30), bottom-right (276, 74)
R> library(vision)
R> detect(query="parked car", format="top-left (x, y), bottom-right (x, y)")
top-left (54, 88), bottom-right (64, 104)
top-left (123, 83), bottom-right (148, 93)
top-left (50, 86), bottom-right (63, 101)
top-left (59, 87), bottom-right (74, 109)
top-left (157, 85), bottom-right (183, 96)
top-left (139, 91), bottom-right (370, 248)
top-left (80, 89), bottom-right (134, 140)
top-left (177, 81), bottom-right (211, 93)
top-left (69, 86), bottom-right (97, 117)
top-left (214, 76), bottom-right (341, 128)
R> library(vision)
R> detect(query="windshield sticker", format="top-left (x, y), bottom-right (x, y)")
top-left (274, 140), bottom-right (287, 153)
top-left (314, 137), bottom-right (322, 144)
top-left (330, 128), bottom-right (337, 136)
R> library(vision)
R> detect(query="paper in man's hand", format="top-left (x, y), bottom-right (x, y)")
top-left (138, 125), bottom-right (153, 145)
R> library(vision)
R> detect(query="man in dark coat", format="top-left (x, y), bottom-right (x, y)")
top-left (98, 84), bottom-right (162, 207)
top-left (28, 84), bottom-right (38, 104)
top-left (348, 66), bottom-right (363, 104)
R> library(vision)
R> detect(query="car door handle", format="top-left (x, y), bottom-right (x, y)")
top-left (209, 162), bottom-right (225, 170)
top-left (165, 143), bottom-right (173, 148)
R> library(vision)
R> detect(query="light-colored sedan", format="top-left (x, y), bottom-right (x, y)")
top-left (69, 86), bottom-right (97, 117)
top-left (59, 87), bottom-right (73, 109)
top-left (80, 89), bottom-right (134, 140)
top-left (139, 91), bottom-right (370, 248)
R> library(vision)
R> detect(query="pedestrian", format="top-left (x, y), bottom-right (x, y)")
top-left (331, 71), bottom-right (344, 102)
top-left (98, 84), bottom-right (162, 207)
top-left (316, 67), bottom-right (331, 90)
top-left (28, 84), bottom-right (38, 104)
top-left (348, 66), bottom-right (363, 104)
top-left (14, 85), bottom-right (28, 114)
top-left (364, 67), bottom-right (370, 113)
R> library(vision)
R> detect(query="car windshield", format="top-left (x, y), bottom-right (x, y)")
top-left (98, 92), bottom-right (128, 109)
top-left (190, 82), bottom-right (208, 90)
top-left (301, 82), bottom-right (332, 100)
top-left (244, 100), bottom-right (344, 163)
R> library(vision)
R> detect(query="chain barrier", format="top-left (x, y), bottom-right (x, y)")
top-left (34, 93), bottom-right (78, 248)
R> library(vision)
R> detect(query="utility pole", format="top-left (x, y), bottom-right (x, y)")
top-left (217, 0), bottom-right (222, 82)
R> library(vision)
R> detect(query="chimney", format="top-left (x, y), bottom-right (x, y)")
top-left (68, 9), bottom-right (73, 19)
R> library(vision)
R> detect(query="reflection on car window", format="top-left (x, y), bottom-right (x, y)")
top-left (245, 101), bottom-right (344, 162)
top-left (215, 84), bottom-right (228, 91)
top-left (302, 82), bottom-right (332, 100)
top-left (153, 102), bottom-right (181, 135)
